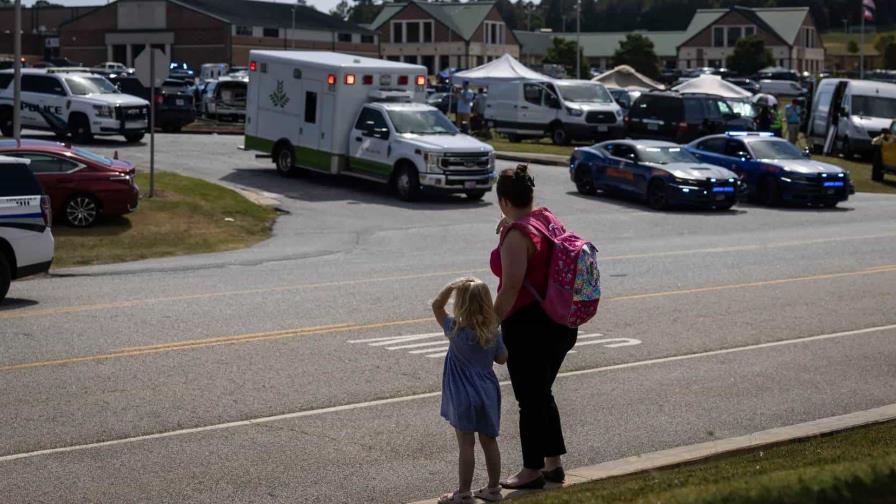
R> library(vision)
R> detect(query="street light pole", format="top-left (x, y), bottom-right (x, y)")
top-left (575, 0), bottom-right (581, 79)
top-left (13, 0), bottom-right (22, 147)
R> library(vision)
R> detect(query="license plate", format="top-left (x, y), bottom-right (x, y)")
top-left (176, 99), bottom-right (184, 106)
top-left (647, 123), bottom-right (658, 131)
top-left (715, 194), bottom-right (725, 201)
top-left (597, 126), bottom-right (608, 132)
top-left (826, 189), bottom-right (835, 195)
top-left (464, 181), bottom-right (477, 189)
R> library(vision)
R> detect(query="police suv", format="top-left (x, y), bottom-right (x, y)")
top-left (0, 155), bottom-right (54, 303)
top-left (0, 69), bottom-right (149, 143)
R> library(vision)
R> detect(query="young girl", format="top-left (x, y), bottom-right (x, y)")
top-left (432, 278), bottom-right (508, 504)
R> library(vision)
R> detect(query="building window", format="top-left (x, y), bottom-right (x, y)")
top-left (235, 25), bottom-right (252, 36)
top-left (361, 34), bottom-right (374, 44)
top-left (726, 26), bottom-right (741, 47)
top-left (391, 21), bottom-right (433, 44)
top-left (338, 33), bottom-right (352, 43)
top-left (712, 27), bottom-right (724, 47)
top-left (263, 27), bottom-right (279, 38)
top-left (484, 21), bottom-right (504, 45)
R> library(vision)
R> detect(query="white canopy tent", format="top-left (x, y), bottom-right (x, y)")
top-left (671, 74), bottom-right (752, 99)
top-left (592, 65), bottom-right (665, 91)
top-left (450, 53), bottom-right (552, 85)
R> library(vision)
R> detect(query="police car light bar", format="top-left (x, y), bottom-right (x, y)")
top-left (726, 131), bottom-right (774, 137)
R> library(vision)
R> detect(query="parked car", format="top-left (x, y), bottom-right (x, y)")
top-left (626, 92), bottom-right (754, 143)
top-left (756, 68), bottom-right (800, 82)
top-left (0, 155), bottom-right (54, 303)
top-left (872, 120), bottom-right (896, 182)
top-left (607, 87), bottom-right (633, 110)
top-left (202, 75), bottom-right (247, 121)
top-left (0, 69), bottom-right (149, 143)
top-left (758, 79), bottom-right (806, 97)
top-left (426, 92), bottom-right (449, 112)
top-left (93, 61), bottom-right (133, 74)
top-left (725, 77), bottom-right (760, 94)
top-left (46, 57), bottom-right (82, 68)
top-left (807, 78), bottom-right (896, 158)
top-left (569, 139), bottom-right (742, 210)
top-left (686, 132), bottom-right (854, 207)
top-left (108, 75), bottom-right (195, 133)
top-left (168, 60), bottom-right (195, 80)
top-left (0, 139), bottom-right (139, 227)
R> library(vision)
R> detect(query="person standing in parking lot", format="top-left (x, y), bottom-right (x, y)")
top-left (785, 98), bottom-right (802, 145)
top-left (456, 81), bottom-right (475, 132)
top-left (492, 165), bottom-right (578, 490)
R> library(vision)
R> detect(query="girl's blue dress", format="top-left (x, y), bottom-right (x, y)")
top-left (440, 316), bottom-right (506, 438)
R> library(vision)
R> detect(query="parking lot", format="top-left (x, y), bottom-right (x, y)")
top-left (1, 131), bottom-right (896, 503)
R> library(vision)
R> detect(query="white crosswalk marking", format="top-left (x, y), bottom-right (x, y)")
top-left (348, 331), bottom-right (640, 360)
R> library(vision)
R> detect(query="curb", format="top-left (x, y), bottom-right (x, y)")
top-left (407, 403), bottom-right (896, 503)
top-left (495, 151), bottom-right (568, 167)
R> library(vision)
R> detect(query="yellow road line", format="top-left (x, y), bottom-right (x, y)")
top-left (2, 265), bottom-right (894, 373)
top-left (3, 233), bottom-right (895, 321)
top-left (0, 318), bottom-right (430, 373)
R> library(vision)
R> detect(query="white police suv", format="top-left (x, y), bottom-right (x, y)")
top-left (0, 155), bottom-right (54, 303)
top-left (0, 69), bottom-right (149, 143)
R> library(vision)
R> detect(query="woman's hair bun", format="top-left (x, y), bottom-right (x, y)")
top-left (514, 164), bottom-right (534, 188)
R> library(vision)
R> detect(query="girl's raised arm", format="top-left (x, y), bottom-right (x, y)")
top-left (431, 284), bottom-right (454, 329)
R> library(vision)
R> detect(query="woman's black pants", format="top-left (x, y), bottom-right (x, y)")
top-left (502, 302), bottom-right (578, 470)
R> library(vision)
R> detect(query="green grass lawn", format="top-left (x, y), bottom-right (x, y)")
top-left (53, 171), bottom-right (277, 268)
top-left (484, 137), bottom-right (896, 194)
top-left (514, 421), bottom-right (896, 504)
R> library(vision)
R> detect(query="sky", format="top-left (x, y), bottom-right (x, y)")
top-left (22, 0), bottom-right (346, 19)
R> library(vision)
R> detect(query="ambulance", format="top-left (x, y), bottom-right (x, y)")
top-left (244, 51), bottom-right (496, 201)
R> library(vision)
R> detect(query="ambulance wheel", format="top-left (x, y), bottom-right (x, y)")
top-left (69, 114), bottom-right (93, 144)
top-left (465, 191), bottom-right (485, 201)
top-left (0, 107), bottom-right (12, 137)
top-left (395, 164), bottom-right (421, 201)
top-left (0, 253), bottom-right (10, 304)
top-left (274, 143), bottom-right (297, 177)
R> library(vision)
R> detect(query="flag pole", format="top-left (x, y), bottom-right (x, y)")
top-left (860, 3), bottom-right (865, 79)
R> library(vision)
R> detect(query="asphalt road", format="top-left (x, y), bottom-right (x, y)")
top-left (2, 132), bottom-right (895, 503)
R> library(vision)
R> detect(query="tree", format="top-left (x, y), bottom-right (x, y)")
top-left (543, 37), bottom-right (585, 77)
top-left (726, 35), bottom-right (774, 77)
top-left (330, 0), bottom-right (350, 20)
top-left (612, 33), bottom-right (659, 79)
top-left (347, 0), bottom-right (383, 25)
top-left (848, 39), bottom-right (860, 54)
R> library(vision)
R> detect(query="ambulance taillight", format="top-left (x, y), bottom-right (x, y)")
top-left (249, 61), bottom-right (257, 72)
top-left (398, 75), bottom-right (409, 85)
top-left (327, 74), bottom-right (336, 86)
top-left (415, 75), bottom-right (426, 87)
top-left (345, 74), bottom-right (356, 85)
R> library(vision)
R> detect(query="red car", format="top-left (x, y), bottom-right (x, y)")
top-left (0, 139), bottom-right (138, 227)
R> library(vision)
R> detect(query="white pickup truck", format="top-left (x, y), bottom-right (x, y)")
top-left (244, 51), bottom-right (496, 201)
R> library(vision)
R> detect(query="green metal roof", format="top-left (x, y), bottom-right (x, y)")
top-left (681, 6), bottom-right (812, 48)
top-left (372, 1), bottom-right (497, 42)
top-left (176, 0), bottom-right (372, 33)
top-left (515, 30), bottom-right (686, 58)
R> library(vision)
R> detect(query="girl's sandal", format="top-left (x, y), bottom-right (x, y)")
top-left (474, 486), bottom-right (503, 501)
top-left (438, 491), bottom-right (474, 504)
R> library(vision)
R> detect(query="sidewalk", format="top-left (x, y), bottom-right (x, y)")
top-left (408, 402), bottom-right (896, 503)
top-left (495, 151), bottom-right (568, 167)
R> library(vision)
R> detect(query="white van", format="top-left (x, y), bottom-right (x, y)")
top-left (485, 79), bottom-right (624, 145)
top-left (245, 51), bottom-right (495, 201)
top-left (808, 78), bottom-right (896, 157)
top-left (200, 63), bottom-right (229, 83)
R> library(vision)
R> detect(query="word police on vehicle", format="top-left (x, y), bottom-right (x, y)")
top-left (244, 51), bottom-right (496, 201)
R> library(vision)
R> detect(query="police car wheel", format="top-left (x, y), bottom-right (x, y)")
top-left (760, 177), bottom-right (781, 206)
top-left (0, 253), bottom-right (10, 304)
top-left (69, 115), bottom-right (93, 144)
top-left (466, 191), bottom-right (485, 201)
top-left (575, 167), bottom-right (597, 195)
top-left (647, 180), bottom-right (669, 210)
top-left (65, 195), bottom-right (99, 227)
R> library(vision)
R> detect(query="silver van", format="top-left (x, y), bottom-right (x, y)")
top-left (808, 78), bottom-right (896, 157)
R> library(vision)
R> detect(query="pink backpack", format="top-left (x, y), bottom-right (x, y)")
top-left (517, 212), bottom-right (601, 328)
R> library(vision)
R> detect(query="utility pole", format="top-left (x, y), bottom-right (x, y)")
top-left (13, 0), bottom-right (21, 147)
top-left (860, 9), bottom-right (865, 79)
top-left (575, 0), bottom-right (581, 79)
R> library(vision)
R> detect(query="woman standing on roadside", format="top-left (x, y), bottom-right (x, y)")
top-left (491, 165), bottom-right (578, 489)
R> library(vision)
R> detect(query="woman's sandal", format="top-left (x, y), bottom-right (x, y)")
top-left (474, 486), bottom-right (503, 501)
top-left (437, 491), bottom-right (474, 504)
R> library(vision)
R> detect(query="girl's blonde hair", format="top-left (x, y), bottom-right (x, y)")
top-left (452, 278), bottom-right (499, 348)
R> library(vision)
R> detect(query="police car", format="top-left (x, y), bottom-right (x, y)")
top-left (569, 139), bottom-right (742, 210)
top-left (686, 132), bottom-right (854, 207)
top-left (0, 69), bottom-right (149, 143)
top-left (0, 155), bottom-right (54, 303)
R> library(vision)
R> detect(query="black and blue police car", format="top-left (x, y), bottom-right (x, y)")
top-left (569, 139), bottom-right (742, 210)
top-left (686, 132), bottom-right (854, 207)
